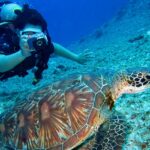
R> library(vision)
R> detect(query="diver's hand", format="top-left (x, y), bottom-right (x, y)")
top-left (76, 49), bottom-right (94, 64)
top-left (19, 34), bottom-right (35, 57)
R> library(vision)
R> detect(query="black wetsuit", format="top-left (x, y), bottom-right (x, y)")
top-left (0, 27), bottom-right (54, 83)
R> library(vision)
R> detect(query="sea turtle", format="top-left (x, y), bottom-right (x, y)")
top-left (0, 69), bottom-right (150, 150)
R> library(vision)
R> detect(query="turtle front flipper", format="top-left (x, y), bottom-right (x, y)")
top-left (111, 70), bottom-right (150, 100)
top-left (73, 113), bottom-right (130, 150)
top-left (92, 113), bottom-right (130, 150)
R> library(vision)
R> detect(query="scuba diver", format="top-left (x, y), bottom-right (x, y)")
top-left (0, 1), bottom-right (93, 85)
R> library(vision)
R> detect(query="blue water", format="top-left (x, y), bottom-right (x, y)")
top-left (15, 0), bottom-right (128, 46)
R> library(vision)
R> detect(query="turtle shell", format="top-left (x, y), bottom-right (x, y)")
top-left (0, 73), bottom-right (113, 149)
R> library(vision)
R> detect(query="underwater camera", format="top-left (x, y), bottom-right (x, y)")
top-left (27, 36), bottom-right (47, 51)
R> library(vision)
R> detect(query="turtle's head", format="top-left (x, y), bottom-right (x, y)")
top-left (112, 71), bottom-right (150, 101)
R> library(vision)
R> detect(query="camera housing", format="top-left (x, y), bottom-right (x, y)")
top-left (27, 36), bottom-right (47, 51)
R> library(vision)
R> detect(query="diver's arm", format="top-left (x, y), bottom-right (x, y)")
top-left (53, 42), bottom-right (79, 63)
top-left (53, 42), bottom-right (93, 64)
top-left (0, 50), bottom-right (26, 72)
top-left (0, 34), bottom-right (34, 72)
